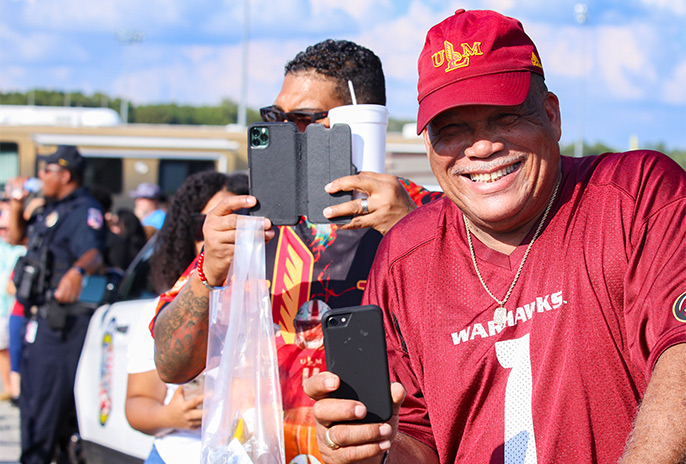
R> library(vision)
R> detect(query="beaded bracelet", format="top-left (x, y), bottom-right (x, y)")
top-left (196, 251), bottom-right (222, 290)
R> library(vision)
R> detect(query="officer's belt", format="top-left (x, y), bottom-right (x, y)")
top-left (38, 302), bottom-right (95, 319)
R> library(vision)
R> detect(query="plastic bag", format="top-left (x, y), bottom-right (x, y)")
top-left (201, 216), bottom-right (286, 464)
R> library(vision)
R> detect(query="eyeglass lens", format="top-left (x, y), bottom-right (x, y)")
top-left (260, 106), bottom-right (327, 130)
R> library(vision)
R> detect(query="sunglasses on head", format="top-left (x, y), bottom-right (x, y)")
top-left (259, 106), bottom-right (328, 131)
top-left (190, 213), bottom-right (206, 242)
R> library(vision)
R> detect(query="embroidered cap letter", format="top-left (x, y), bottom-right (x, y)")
top-left (433, 40), bottom-right (483, 72)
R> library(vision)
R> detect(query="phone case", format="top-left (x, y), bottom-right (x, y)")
top-left (248, 122), bottom-right (300, 225)
top-left (304, 123), bottom-right (354, 224)
top-left (248, 122), bottom-right (355, 225)
top-left (323, 304), bottom-right (393, 423)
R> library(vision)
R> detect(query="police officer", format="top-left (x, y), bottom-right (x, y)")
top-left (8, 145), bottom-right (106, 464)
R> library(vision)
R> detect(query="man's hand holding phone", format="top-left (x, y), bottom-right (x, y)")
top-left (323, 172), bottom-right (417, 235)
top-left (305, 372), bottom-right (405, 463)
top-left (201, 195), bottom-right (274, 287)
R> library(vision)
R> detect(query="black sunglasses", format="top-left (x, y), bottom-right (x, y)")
top-left (190, 213), bottom-right (206, 242)
top-left (259, 106), bottom-right (328, 130)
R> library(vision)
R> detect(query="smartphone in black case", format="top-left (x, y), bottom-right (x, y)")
top-left (323, 304), bottom-right (393, 423)
top-left (247, 123), bottom-right (300, 225)
top-left (247, 122), bottom-right (355, 225)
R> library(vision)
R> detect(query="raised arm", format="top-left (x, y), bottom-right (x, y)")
top-left (153, 272), bottom-right (212, 384)
top-left (619, 343), bottom-right (686, 463)
top-left (7, 177), bottom-right (29, 245)
top-left (154, 195), bottom-right (273, 383)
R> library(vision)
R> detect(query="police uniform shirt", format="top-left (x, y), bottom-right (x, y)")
top-left (29, 186), bottom-right (106, 293)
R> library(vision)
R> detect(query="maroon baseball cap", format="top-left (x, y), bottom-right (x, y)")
top-left (416, 9), bottom-right (544, 134)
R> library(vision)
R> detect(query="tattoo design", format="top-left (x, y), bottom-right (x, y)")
top-left (155, 283), bottom-right (209, 382)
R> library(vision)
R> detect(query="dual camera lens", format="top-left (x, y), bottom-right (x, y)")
top-left (327, 315), bottom-right (348, 327)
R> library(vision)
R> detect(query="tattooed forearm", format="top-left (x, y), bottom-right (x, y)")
top-left (154, 278), bottom-right (210, 383)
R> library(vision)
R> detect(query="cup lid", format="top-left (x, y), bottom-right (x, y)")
top-left (328, 104), bottom-right (388, 124)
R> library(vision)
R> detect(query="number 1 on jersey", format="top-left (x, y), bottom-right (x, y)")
top-left (495, 334), bottom-right (537, 464)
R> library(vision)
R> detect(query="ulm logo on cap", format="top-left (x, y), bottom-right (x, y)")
top-left (673, 291), bottom-right (686, 323)
top-left (431, 41), bottom-right (483, 73)
top-left (531, 52), bottom-right (542, 68)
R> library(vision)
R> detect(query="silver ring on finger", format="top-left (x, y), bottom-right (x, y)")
top-left (360, 198), bottom-right (369, 215)
top-left (324, 427), bottom-right (340, 450)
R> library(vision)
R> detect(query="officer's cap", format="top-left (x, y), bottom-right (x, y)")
top-left (44, 145), bottom-right (86, 174)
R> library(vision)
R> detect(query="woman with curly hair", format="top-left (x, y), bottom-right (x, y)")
top-left (126, 169), bottom-right (247, 464)
top-left (149, 170), bottom-right (248, 294)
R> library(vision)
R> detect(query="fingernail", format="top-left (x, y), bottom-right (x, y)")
top-left (325, 182), bottom-right (332, 191)
top-left (323, 207), bottom-right (332, 217)
top-left (325, 377), bottom-right (336, 389)
top-left (379, 423), bottom-right (392, 437)
top-left (354, 405), bottom-right (366, 418)
top-left (379, 440), bottom-right (391, 450)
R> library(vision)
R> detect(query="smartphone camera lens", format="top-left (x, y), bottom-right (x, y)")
top-left (250, 127), bottom-right (269, 148)
top-left (328, 316), bottom-right (338, 326)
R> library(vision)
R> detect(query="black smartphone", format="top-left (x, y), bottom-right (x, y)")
top-left (323, 304), bottom-right (393, 423)
top-left (247, 122), bottom-right (355, 225)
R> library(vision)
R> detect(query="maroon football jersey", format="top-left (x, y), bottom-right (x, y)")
top-left (364, 151), bottom-right (686, 463)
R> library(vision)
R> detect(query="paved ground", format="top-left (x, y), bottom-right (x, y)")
top-left (0, 384), bottom-right (20, 464)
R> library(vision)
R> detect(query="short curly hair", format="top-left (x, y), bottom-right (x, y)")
top-left (285, 39), bottom-right (386, 106)
top-left (150, 170), bottom-right (248, 293)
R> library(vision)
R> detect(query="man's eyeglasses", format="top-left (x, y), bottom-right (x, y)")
top-left (42, 166), bottom-right (64, 174)
top-left (260, 106), bottom-right (328, 131)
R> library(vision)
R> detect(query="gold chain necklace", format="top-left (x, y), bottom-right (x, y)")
top-left (463, 178), bottom-right (560, 329)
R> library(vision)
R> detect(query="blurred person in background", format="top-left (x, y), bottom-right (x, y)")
top-left (89, 186), bottom-right (130, 272)
top-left (130, 182), bottom-right (166, 239)
top-left (0, 199), bottom-right (26, 403)
top-left (3, 179), bottom-right (35, 408)
top-left (125, 170), bottom-right (247, 464)
top-left (8, 145), bottom-right (106, 464)
top-left (149, 171), bottom-right (248, 294)
top-left (111, 208), bottom-right (148, 269)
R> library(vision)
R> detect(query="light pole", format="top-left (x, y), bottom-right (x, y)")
top-left (238, 0), bottom-right (250, 127)
top-left (574, 4), bottom-right (588, 157)
top-left (116, 30), bottom-right (145, 124)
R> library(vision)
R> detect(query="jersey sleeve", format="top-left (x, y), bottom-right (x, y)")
top-left (624, 152), bottom-right (686, 375)
top-left (398, 177), bottom-right (443, 206)
top-left (362, 238), bottom-right (437, 451)
top-left (149, 255), bottom-right (198, 336)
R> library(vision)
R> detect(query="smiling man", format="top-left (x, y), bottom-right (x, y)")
top-left (306, 10), bottom-right (686, 464)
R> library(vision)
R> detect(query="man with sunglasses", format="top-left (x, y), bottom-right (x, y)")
top-left (8, 145), bottom-right (106, 464)
top-left (152, 39), bottom-right (441, 463)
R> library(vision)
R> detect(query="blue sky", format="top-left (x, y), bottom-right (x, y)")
top-left (1, 0), bottom-right (685, 151)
